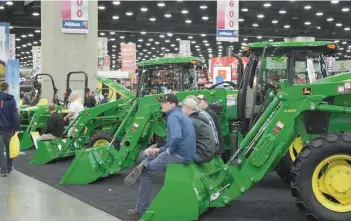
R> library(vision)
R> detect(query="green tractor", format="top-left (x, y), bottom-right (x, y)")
top-left (138, 41), bottom-right (351, 221)
top-left (30, 76), bottom-right (135, 164)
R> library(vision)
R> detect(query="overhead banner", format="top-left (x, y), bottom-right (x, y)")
top-left (216, 0), bottom-right (239, 42)
top-left (0, 22), bottom-right (9, 81)
top-left (179, 40), bottom-right (191, 56)
top-left (61, 0), bottom-right (89, 34)
top-left (32, 46), bottom-right (41, 75)
top-left (9, 34), bottom-right (15, 59)
top-left (6, 59), bottom-right (20, 107)
top-left (120, 43), bottom-right (136, 72)
top-left (209, 56), bottom-right (248, 83)
top-left (97, 37), bottom-right (109, 71)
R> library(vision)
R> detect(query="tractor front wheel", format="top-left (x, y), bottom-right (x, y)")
top-left (291, 132), bottom-right (351, 221)
top-left (87, 132), bottom-right (120, 149)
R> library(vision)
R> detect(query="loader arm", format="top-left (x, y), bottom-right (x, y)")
top-left (96, 76), bottom-right (135, 100)
top-left (141, 73), bottom-right (351, 221)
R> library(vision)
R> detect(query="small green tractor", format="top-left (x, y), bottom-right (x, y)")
top-left (30, 76), bottom-right (135, 164)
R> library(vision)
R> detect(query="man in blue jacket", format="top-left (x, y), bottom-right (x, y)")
top-left (0, 82), bottom-right (19, 177)
top-left (124, 93), bottom-right (196, 219)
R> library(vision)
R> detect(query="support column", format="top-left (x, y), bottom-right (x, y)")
top-left (41, 1), bottom-right (98, 100)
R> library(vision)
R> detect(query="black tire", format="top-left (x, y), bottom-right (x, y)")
top-left (276, 153), bottom-right (293, 185)
top-left (87, 132), bottom-right (120, 150)
top-left (291, 132), bottom-right (351, 221)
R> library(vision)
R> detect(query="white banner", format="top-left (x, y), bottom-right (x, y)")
top-left (9, 34), bottom-right (15, 59)
top-left (179, 40), bottom-right (191, 56)
top-left (97, 37), bottom-right (108, 57)
top-left (216, 0), bottom-right (239, 42)
top-left (61, 0), bottom-right (89, 34)
top-left (32, 46), bottom-right (41, 75)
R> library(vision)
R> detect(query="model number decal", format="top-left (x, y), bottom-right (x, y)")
top-left (284, 109), bottom-right (297, 113)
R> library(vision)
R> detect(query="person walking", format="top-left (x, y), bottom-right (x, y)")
top-left (0, 81), bottom-right (19, 177)
top-left (124, 93), bottom-right (196, 219)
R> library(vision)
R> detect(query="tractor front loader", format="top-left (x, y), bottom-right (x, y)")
top-left (141, 73), bottom-right (351, 221)
top-left (30, 76), bottom-right (135, 164)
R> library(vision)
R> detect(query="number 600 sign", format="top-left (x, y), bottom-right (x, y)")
top-left (76, 0), bottom-right (84, 18)
top-left (228, 0), bottom-right (236, 28)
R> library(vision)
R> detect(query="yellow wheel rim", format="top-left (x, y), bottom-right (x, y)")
top-left (289, 136), bottom-right (303, 161)
top-left (312, 154), bottom-right (351, 212)
top-left (93, 139), bottom-right (109, 147)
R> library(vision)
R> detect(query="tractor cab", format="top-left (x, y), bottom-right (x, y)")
top-left (239, 41), bottom-right (338, 135)
top-left (135, 56), bottom-right (204, 97)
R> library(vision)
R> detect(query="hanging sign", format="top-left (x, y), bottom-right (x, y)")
top-left (61, 0), bottom-right (89, 34)
top-left (216, 0), bottom-right (239, 42)
top-left (121, 43), bottom-right (136, 72)
top-left (0, 22), bottom-right (9, 81)
top-left (179, 40), bottom-right (191, 56)
top-left (32, 46), bottom-right (41, 75)
top-left (9, 34), bottom-right (15, 59)
top-left (6, 59), bottom-right (20, 107)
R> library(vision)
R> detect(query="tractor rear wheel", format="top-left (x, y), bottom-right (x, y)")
top-left (87, 132), bottom-right (120, 149)
top-left (291, 132), bottom-right (351, 221)
top-left (276, 136), bottom-right (303, 184)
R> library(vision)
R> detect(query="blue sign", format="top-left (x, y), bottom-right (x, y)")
top-left (215, 76), bottom-right (224, 88)
top-left (6, 59), bottom-right (20, 108)
top-left (61, 20), bottom-right (88, 34)
top-left (216, 29), bottom-right (238, 38)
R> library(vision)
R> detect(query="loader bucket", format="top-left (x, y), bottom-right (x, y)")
top-left (141, 156), bottom-right (225, 221)
top-left (59, 145), bottom-right (120, 184)
top-left (30, 139), bottom-right (73, 164)
top-left (19, 131), bottom-right (33, 151)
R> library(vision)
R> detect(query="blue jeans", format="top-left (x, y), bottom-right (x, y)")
top-left (136, 151), bottom-right (189, 213)
top-left (0, 131), bottom-right (13, 174)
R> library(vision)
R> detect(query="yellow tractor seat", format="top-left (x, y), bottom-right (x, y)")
top-left (38, 99), bottom-right (49, 106)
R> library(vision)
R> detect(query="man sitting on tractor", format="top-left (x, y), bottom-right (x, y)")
top-left (124, 94), bottom-right (196, 219)
top-left (63, 92), bottom-right (84, 135)
top-left (181, 97), bottom-right (218, 164)
top-left (36, 104), bottom-right (64, 141)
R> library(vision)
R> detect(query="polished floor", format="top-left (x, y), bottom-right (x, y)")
top-left (0, 170), bottom-right (122, 221)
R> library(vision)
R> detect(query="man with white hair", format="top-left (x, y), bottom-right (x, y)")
top-left (181, 97), bottom-right (218, 164)
top-left (63, 92), bottom-right (83, 134)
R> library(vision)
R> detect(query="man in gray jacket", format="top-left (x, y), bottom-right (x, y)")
top-left (181, 97), bottom-right (218, 164)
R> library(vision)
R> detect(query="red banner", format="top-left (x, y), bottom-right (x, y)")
top-left (209, 56), bottom-right (248, 82)
top-left (120, 43), bottom-right (136, 72)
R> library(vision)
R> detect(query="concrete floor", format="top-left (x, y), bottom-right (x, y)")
top-left (0, 171), bottom-right (122, 221)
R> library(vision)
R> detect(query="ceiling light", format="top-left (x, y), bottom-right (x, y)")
top-left (0, 6), bottom-right (4, 10)
top-left (243, 38), bottom-right (248, 41)
top-left (317, 26), bottom-right (321, 29)
top-left (167, 33), bottom-right (173, 36)
top-left (279, 10), bottom-right (286, 14)
top-left (28, 34), bottom-right (34, 37)
top-left (146, 43), bottom-right (151, 46)
top-left (272, 19), bottom-right (278, 24)
top-left (202, 16), bottom-right (209, 20)
top-left (304, 5), bottom-right (311, 10)
top-left (149, 17), bottom-right (156, 21)
top-left (335, 40), bottom-right (340, 43)
top-left (316, 12), bottom-right (323, 16)
top-left (15, 38), bottom-right (20, 41)
top-left (331, 0), bottom-right (339, 4)
top-left (342, 41), bottom-right (347, 44)
top-left (148, 38), bottom-right (153, 41)
top-left (164, 13), bottom-right (171, 18)
top-left (345, 27), bottom-right (351, 31)
top-left (200, 5), bottom-right (207, 9)
top-left (252, 23), bottom-right (259, 27)
top-left (342, 8), bottom-right (350, 12)
top-left (176, 38), bottom-right (181, 41)
top-left (336, 23), bottom-right (343, 27)
top-left (201, 34), bottom-right (206, 37)
top-left (304, 21), bottom-right (311, 25)
top-left (181, 9), bottom-right (188, 14)
top-left (21, 35), bottom-right (27, 38)
top-left (32, 12), bottom-right (40, 16)
top-left (241, 8), bottom-right (248, 12)
top-left (284, 25), bottom-right (290, 28)
top-left (185, 19), bottom-right (192, 24)
top-left (126, 12), bottom-right (133, 16)
top-left (141, 31), bottom-right (146, 35)
top-left (98, 6), bottom-right (105, 10)
top-left (239, 18), bottom-right (244, 22)
top-left (112, 15), bottom-right (119, 20)
top-left (109, 38), bottom-right (116, 41)
top-left (188, 36), bottom-right (193, 39)
top-left (263, 3), bottom-right (271, 7)
top-left (165, 40), bottom-right (170, 43)
top-left (327, 17), bottom-right (334, 21)
top-left (269, 39), bottom-right (274, 42)
top-left (35, 30), bottom-right (41, 33)
top-left (257, 36), bottom-right (262, 39)
top-left (257, 14), bottom-right (264, 18)
top-left (112, 1), bottom-right (120, 5)
top-left (140, 7), bottom-right (148, 12)
top-left (155, 41), bottom-right (160, 44)
top-left (100, 32), bottom-right (105, 36)
top-left (110, 31), bottom-right (115, 35)
top-left (203, 40), bottom-right (208, 43)
top-left (157, 2), bottom-right (165, 7)
top-left (120, 36), bottom-right (125, 39)
top-left (5, 1), bottom-right (13, 6)
top-left (159, 34), bottom-right (165, 38)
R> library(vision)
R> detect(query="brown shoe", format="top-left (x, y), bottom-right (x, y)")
top-left (127, 208), bottom-right (142, 219)
top-left (124, 164), bottom-right (144, 186)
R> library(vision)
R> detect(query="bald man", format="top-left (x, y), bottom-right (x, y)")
top-left (36, 104), bottom-right (64, 141)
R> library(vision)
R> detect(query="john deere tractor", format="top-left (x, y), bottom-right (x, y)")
top-left (138, 41), bottom-right (351, 221)
top-left (30, 76), bottom-right (135, 164)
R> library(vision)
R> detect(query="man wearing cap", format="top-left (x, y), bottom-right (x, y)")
top-left (124, 93), bottom-right (196, 219)
top-left (182, 97), bottom-right (218, 164)
top-left (197, 94), bottom-right (225, 154)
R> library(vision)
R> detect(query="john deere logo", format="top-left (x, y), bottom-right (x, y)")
top-left (302, 87), bottom-right (312, 95)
